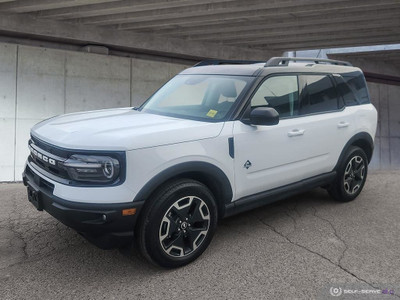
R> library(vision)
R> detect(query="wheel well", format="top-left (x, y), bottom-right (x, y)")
top-left (352, 139), bottom-right (373, 162)
top-left (333, 132), bottom-right (374, 172)
top-left (134, 162), bottom-right (233, 219)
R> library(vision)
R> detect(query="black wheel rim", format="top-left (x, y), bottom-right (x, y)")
top-left (343, 155), bottom-right (365, 195)
top-left (159, 196), bottom-right (210, 257)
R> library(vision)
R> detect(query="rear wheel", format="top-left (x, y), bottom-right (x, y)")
top-left (136, 179), bottom-right (218, 268)
top-left (329, 146), bottom-right (368, 202)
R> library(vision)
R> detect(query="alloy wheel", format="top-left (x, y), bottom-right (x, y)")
top-left (343, 155), bottom-right (365, 195)
top-left (159, 196), bottom-right (210, 257)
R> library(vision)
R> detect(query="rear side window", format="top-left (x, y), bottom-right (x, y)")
top-left (299, 75), bottom-right (339, 115)
top-left (334, 72), bottom-right (370, 106)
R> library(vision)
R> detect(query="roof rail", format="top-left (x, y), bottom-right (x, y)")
top-left (265, 57), bottom-right (352, 67)
top-left (194, 60), bottom-right (264, 67)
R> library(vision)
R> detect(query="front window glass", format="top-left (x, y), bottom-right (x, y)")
top-left (251, 75), bottom-right (299, 117)
top-left (140, 75), bottom-right (253, 121)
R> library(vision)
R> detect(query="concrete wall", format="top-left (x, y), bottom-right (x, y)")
top-left (0, 43), bottom-right (17, 182)
top-left (0, 42), bottom-right (188, 181)
top-left (368, 82), bottom-right (400, 170)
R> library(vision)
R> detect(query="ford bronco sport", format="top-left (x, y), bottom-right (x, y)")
top-left (23, 57), bottom-right (377, 268)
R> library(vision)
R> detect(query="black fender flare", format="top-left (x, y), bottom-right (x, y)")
top-left (133, 161), bottom-right (233, 211)
top-left (334, 132), bottom-right (374, 171)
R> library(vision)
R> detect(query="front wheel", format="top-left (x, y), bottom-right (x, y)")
top-left (136, 179), bottom-right (218, 268)
top-left (329, 146), bottom-right (368, 202)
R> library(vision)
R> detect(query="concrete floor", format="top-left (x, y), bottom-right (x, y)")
top-left (0, 171), bottom-right (399, 299)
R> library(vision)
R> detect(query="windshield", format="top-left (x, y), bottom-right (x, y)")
top-left (140, 74), bottom-right (253, 121)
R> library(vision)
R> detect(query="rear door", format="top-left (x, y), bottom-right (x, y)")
top-left (297, 74), bottom-right (354, 172)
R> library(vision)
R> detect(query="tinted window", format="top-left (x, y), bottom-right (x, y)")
top-left (334, 76), bottom-right (358, 106)
top-left (300, 75), bottom-right (339, 115)
top-left (335, 72), bottom-right (370, 106)
top-left (251, 75), bottom-right (299, 117)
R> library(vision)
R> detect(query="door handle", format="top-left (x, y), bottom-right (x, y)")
top-left (337, 121), bottom-right (349, 128)
top-left (288, 129), bottom-right (305, 137)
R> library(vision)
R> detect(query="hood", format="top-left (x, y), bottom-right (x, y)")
top-left (31, 108), bottom-right (224, 151)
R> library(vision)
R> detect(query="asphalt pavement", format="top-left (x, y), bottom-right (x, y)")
top-left (1, 171), bottom-right (399, 299)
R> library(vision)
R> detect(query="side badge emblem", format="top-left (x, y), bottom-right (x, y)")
top-left (244, 160), bottom-right (252, 169)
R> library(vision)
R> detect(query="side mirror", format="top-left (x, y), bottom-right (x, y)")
top-left (250, 107), bottom-right (279, 126)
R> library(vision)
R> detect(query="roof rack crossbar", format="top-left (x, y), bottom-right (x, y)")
top-left (265, 57), bottom-right (352, 67)
top-left (194, 60), bottom-right (264, 67)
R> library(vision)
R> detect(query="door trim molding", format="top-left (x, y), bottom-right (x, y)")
top-left (223, 171), bottom-right (336, 218)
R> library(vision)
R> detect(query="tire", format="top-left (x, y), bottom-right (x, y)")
top-left (329, 146), bottom-right (368, 202)
top-left (135, 178), bottom-right (218, 268)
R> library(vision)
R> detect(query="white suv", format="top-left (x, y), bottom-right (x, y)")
top-left (23, 57), bottom-right (377, 268)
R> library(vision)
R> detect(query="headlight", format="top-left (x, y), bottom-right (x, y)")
top-left (62, 154), bottom-right (120, 183)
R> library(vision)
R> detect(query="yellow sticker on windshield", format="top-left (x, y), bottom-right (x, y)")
top-left (206, 109), bottom-right (218, 118)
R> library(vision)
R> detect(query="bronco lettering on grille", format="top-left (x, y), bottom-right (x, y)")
top-left (30, 146), bottom-right (56, 166)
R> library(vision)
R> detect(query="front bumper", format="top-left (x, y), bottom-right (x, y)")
top-left (22, 164), bottom-right (144, 249)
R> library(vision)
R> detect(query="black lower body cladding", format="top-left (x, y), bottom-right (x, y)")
top-left (23, 165), bottom-right (144, 249)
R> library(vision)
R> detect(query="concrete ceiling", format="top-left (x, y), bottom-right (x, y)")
top-left (0, 0), bottom-right (399, 60)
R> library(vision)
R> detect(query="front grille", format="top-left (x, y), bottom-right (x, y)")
top-left (29, 135), bottom-right (127, 187)
top-left (28, 138), bottom-right (70, 180)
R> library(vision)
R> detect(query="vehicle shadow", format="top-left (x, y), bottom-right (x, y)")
top-left (117, 187), bottom-right (337, 270)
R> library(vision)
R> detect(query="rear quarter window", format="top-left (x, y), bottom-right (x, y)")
top-left (334, 72), bottom-right (370, 106)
